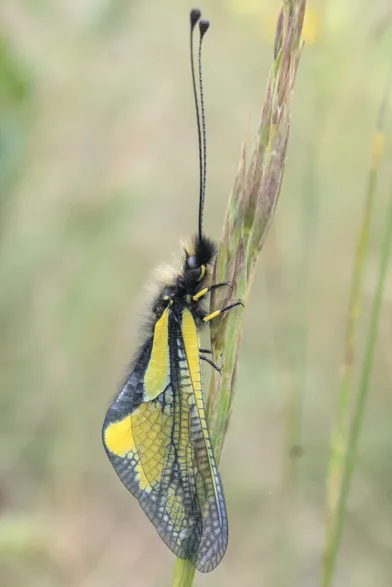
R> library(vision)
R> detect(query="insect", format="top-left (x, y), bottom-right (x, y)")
top-left (102, 8), bottom-right (242, 573)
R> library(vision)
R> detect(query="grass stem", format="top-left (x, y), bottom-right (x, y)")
top-left (322, 64), bottom-right (392, 587)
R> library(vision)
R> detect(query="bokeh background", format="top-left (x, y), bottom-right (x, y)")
top-left (1, 1), bottom-right (392, 586)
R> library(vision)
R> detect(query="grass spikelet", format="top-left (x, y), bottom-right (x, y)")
top-left (172, 1), bottom-right (306, 585)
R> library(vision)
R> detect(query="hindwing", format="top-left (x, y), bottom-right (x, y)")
top-left (102, 306), bottom-right (228, 572)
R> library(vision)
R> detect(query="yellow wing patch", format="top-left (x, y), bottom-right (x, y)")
top-left (104, 414), bottom-right (136, 457)
top-left (182, 308), bottom-right (212, 441)
top-left (144, 307), bottom-right (170, 400)
top-left (103, 401), bottom-right (171, 493)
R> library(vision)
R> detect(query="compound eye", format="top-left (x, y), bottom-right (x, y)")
top-left (187, 256), bottom-right (197, 268)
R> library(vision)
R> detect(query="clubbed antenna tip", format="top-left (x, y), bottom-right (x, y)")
top-left (199, 19), bottom-right (210, 36)
top-left (190, 8), bottom-right (201, 28)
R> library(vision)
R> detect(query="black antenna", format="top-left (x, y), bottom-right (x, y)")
top-left (190, 9), bottom-right (210, 241)
top-left (198, 18), bottom-right (210, 240)
top-left (190, 9), bottom-right (203, 239)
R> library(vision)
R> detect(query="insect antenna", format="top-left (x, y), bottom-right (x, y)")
top-left (190, 9), bottom-right (210, 241)
top-left (198, 18), bottom-right (210, 240)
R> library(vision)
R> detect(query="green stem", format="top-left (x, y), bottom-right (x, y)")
top-left (172, 559), bottom-right (196, 587)
top-left (322, 64), bottom-right (392, 587)
top-left (323, 180), bottom-right (392, 587)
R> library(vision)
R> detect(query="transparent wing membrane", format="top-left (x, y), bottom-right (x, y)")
top-left (102, 307), bottom-right (227, 572)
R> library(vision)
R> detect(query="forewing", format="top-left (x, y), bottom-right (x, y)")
top-left (102, 307), bottom-right (202, 559)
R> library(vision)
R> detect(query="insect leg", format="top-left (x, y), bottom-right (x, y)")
top-left (203, 300), bottom-right (244, 322)
top-left (200, 354), bottom-right (222, 374)
top-left (192, 281), bottom-right (232, 301)
top-left (208, 281), bottom-right (233, 293)
top-left (199, 347), bottom-right (212, 354)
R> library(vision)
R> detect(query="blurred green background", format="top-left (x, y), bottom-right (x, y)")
top-left (1, 1), bottom-right (392, 586)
